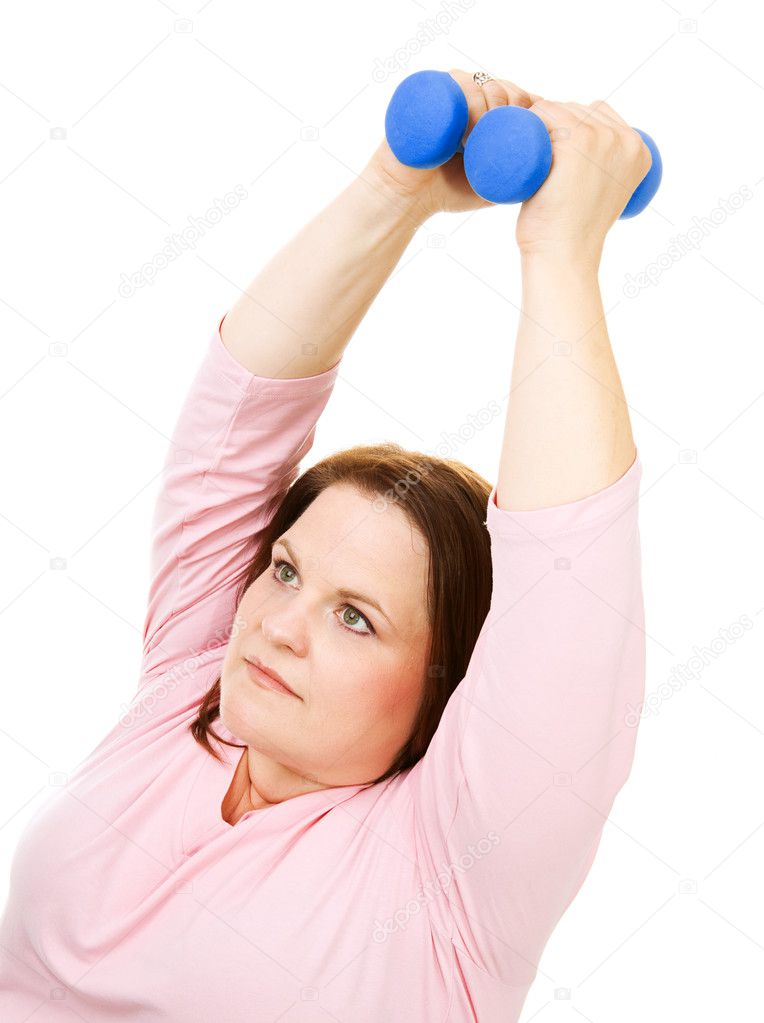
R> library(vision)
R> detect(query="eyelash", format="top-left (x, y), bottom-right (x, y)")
top-left (270, 558), bottom-right (376, 638)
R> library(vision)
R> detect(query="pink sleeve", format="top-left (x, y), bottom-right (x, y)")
top-left (140, 313), bottom-right (342, 683)
top-left (403, 451), bottom-right (645, 987)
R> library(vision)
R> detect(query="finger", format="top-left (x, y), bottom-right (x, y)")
top-left (570, 102), bottom-right (645, 158)
top-left (587, 98), bottom-right (630, 128)
top-left (447, 68), bottom-right (489, 147)
top-left (480, 79), bottom-right (510, 111)
top-left (483, 77), bottom-right (536, 111)
top-left (584, 102), bottom-right (649, 169)
top-left (526, 98), bottom-right (565, 136)
top-left (588, 104), bottom-right (653, 177)
top-left (566, 102), bottom-right (651, 185)
top-left (566, 102), bottom-right (618, 131)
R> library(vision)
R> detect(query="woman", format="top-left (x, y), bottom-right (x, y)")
top-left (0, 71), bottom-right (650, 1021)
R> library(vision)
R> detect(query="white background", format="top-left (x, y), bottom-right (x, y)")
top-left (1, 0), bottom-right (762, 1018)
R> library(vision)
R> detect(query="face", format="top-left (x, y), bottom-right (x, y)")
top-left (219, 483), bottom-right (432, 787)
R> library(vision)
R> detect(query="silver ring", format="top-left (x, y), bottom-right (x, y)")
top-left (472, 71), bottom-right (494, 87)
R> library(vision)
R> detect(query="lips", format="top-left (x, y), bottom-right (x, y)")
top-left (244, 656), bottom-right (299, 698)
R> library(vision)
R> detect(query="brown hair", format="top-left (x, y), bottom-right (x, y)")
top-left (189, 442), bottom-right (493, 786)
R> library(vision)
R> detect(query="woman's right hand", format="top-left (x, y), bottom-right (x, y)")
top-left (514, 98), bottom-right (653, 263)
top-left (364, 69), bottom-right (543, 219)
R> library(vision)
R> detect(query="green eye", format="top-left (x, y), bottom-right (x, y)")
top-left (270, 559), bottom-right (375, 637)
top-left (341, 607), bottom-right (369, 632)
top-left (274, 561), bottom-right (296, 584)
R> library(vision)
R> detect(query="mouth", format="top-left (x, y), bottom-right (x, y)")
top-left (243, 656), bottom-right (300, 699)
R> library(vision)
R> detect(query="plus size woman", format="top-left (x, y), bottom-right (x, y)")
top-left (0, 71), bottom-right (651, 1022)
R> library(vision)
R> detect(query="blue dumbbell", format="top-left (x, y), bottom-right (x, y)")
top-left (384, 69), bottom-right (662, 219)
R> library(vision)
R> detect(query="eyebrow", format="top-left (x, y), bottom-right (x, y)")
top-left (272, 536), bottom-right (395, 631)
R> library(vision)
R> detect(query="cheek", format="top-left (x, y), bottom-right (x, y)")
top-left (233, 577), bottom-right (270, 631)
top-left (328, 653), bottom-right (423, 723)
top-left (303, 652), bottom-right (383, 727)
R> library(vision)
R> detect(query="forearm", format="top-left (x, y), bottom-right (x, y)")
top-left (220, 172), bottom-right (427, 379)
top-left (497, 254), bottom-right (636, 511)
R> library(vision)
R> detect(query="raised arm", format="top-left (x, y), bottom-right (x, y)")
top-left (394, 94), bottom-right (652, 995)
top-left (219, 69), bottom-right (546, 378)
top-left (218, 160), bottom-right (428, 379)
top-left (139, 77), bottom-right (545, 684)
top-left (497, 97), bottom-right (651, 510)
top-left (141, 165), bottom-right (431, 683)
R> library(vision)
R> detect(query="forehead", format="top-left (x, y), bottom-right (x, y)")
top-left (290, 483), bottom-right (427, 557)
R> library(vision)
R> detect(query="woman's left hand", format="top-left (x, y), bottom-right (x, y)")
top-left (365, 69), bottom-right (543, 218)
top-left (514, 98), bottom-right (653, 264)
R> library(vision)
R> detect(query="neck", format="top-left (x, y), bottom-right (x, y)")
top-left (224, 746), bottom-right (332, 819)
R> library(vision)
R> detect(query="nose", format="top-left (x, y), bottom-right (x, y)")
top-left (260, 603), bottom-right (308, 655)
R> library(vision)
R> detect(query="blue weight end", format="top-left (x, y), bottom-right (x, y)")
top-left (385, 70), bottom-right (469, 169)
top-left (462, 106), bottom-right (553, 204)
top-left (619, 128), bottom-right (662, 219)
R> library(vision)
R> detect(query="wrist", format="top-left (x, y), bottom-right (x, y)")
top-left (518, 247), bottom-right (605, 352)
top-left (519, 247), bottom-right (603, 327)
top-left (519, 242), bottom-right (602, 279)
top-left (355, 161), bottom-right (432, 230)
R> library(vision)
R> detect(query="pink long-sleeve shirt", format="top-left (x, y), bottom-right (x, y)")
top-left (0, 313), bottom-right (645, 1022)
